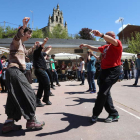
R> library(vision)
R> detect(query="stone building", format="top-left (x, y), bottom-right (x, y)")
top-left (42, 4), bottom-right (67, 33)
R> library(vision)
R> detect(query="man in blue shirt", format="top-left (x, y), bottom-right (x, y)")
top-left (133, 53), bottom-right (140, 86)
top-left (86, 51), bottom-right (96, 93)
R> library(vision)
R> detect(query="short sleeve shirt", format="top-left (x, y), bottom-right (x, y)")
top-left (50, 59), bottom-right (55, 70)
top-left (79, 61), bottom-right (85, 71)
top-left (98, 39), bottom-right (122, 69)
top-left (87, 56), bottom-right (96, 72)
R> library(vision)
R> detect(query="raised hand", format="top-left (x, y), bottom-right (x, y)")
top-left (47, 45), bottom-right (52, 49)
top-left (91, 30), bottom-right (102, 37)
top-left (23, 17), bottom-right (30, 29)
top-left (79, 44), bottom-right (87, 49)
top-left (44, 37), bottom-right (49, 43)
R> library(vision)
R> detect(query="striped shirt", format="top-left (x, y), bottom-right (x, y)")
top-left (8, 28), bottom-right (34, 70)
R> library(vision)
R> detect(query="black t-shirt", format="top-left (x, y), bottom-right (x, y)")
top-left (33, 46), bottom-right (47, 70)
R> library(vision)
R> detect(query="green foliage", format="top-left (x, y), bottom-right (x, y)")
top-left (51, 24), bottom-right (68, 39)
top-left (0, 26), bottom-right (3, 38)
top-left (98, 38), bottom-right (105, 42)
top-left (74, 34), bottom-right (80, 39)
top-left (126, 32), bottom-right (140, 54)
top-left (32, 28), bottom-right (44, 38)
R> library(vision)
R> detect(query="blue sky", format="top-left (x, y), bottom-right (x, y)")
top-left (0, 0), bottom-right (140, 37)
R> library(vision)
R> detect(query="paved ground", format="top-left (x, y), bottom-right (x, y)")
top-left (0, 79), bottom-right (140, 140)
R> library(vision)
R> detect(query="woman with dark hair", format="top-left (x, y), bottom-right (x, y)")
top-left (79, 57), bottom-right (85, 85)
top-left (123, 59), bottom-right (131, 80)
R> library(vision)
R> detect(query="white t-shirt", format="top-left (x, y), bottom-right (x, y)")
top-left (67, 66), bottom-right (72, 71)
top-left (79, 61), bottom-right (85, 71)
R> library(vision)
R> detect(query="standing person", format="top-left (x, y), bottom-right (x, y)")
top-left (50, 54), bottom-right (61, 86)
top-left (33, 39), bottom-right (53, 107)
top-left (79, 57), bottom-right (85, 85)
top-left (46, 55), bottom-right (55, 90)
top-left (123, 59), bottom-right (131, 80)
top-left (25, 57), bottom-right (32, 84)
top-left (129, 59), bottom-right (134, 79)
top-left (67, 63), bottom-right (72, 80)
top-left (2, 17), bottom-right (45, 134)
top-left (77, 63), bottom-right (81, 81)
top-left (1, 55), bottom-right (8, 92)
top-left (133, 53), bottom-right (140, 86)
top-left (60, 61), bottom-right (67, 81)
top-left (86, 50), bottom-right (97, 93)
top-left (79, 30), bottom-right (122, 123)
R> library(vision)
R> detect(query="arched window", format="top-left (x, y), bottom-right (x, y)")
top-left (56, 16), bottom-right (58, 22)
top-left (60, 18), bottom-right (62, 23)
top-left (58, 12), bottom-right (59, 16)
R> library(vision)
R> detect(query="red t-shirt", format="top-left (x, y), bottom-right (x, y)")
top-left (98, 39), bottom-right (122, 69)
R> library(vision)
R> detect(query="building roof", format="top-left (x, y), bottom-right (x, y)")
top-left (117, 25), bottom-right (140, 36)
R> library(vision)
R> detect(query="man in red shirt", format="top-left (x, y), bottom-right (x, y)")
top-left (79, 30), bottom-right (122, 123)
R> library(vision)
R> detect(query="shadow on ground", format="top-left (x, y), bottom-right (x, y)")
top-left (65, 91), bottom-right (90, 94)
top-left (122, 85), bottom-right (140, 87)
top-left (36, 112), bottom-right (92, 137)
top-left (65, 85), bottom-right (81, 86)
top-left (65, 97), bottom-right (96, 106)
top-left (0, 123), bottom-right (42, 137)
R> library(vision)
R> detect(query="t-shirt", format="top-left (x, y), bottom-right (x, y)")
top-left (98, 39), bottom-right (122, 69)
top-left (26, 62), bottom-right (32, 70)
top-left (87, 56), bottom-right (96, 72)
top-left (67, 66), bottom-right (72, 71)
top-left (79, 61), bottom-right (85, 71)
top-left (46, 60), bottom-right (50, 69)
top-left (33, 46), bottom-right (47, 70)
top-left (50, 58), bottom-right (55, 70)
top-left (60, 64), bottom-right (67, 70)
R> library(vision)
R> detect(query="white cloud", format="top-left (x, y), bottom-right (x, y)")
top-left (118, 24), bottom-right (131, 32)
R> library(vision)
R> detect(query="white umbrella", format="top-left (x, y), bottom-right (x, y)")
top-left (122, 52), bottom-right (136, 59)
top-left (54, 53), bottom-right (81, 60)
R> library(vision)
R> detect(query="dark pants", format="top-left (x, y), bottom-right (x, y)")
top-left (124, 70), bottom-right (130, 79)
top-left (6, 67), bottom-right (36, 121)
top-left (46, 69), bottom-right (53, 88)
top-left (80, 71), bottom-right (85, 84)
top-left (77, 70), bottom-right (81, 80)
top-left (51, 69), bottom-right (59, 84)
top-left (1, 77), bottom-right (7, 91)
top-left (35, 69), bottom-right (50, 101)
top-left (61, 74), bottom-right (66, 80)
top-left (134, 69), bottom-right (140, 85)
top-left (93, 66), bottom-right (120, 117)
top-left (87, 71), bottom-right (96, 92)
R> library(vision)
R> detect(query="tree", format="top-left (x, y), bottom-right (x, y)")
top-left (0, 25), bottom-right (4, 38)
top-left (79, 28), bottom-right (95, 40)
top-left (125, 32), bottom-right (140, 54)
top-left (98, 38), bottom-right (105, 42)
top-left (51, 24), bottom-right (68, 39)
top-left (32, 28), bottom-right (44, 38)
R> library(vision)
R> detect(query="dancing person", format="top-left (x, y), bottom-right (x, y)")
top-left (2, 17), bottom-right (45, 134)
top-left (46, 55), bottom-right (55, 90)
top-left (33, 39), bottom-right (53, 107)
top-left (25, 57), bottom-right (32, 84)
top-left (79, 57), bottom-right (85, 85)
top-left (79, 30), bottom-right (122, 123)
top-left (50, 54), bottom-right (61, 86)
top-left (86, 50), bottom-right (96, 93)
top-left (133, 53), bottom-right (140, 86)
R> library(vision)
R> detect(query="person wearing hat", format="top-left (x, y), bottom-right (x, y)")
top-left (86, 50), bottom-right (97, 93)
top-left (50, 54), bottom-right (61, 86)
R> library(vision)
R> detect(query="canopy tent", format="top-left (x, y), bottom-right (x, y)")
top-left (122, 52), bottom-right (136, 59)
top-left (0, 47), bottom-right (9, 54)
top-left (54, 53), bottom-right (81, 60)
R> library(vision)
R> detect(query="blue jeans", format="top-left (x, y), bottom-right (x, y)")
top-left (134, 70), bottom-right (140, 85)
top-left (77, 70), bottom-right (81, 80)
top-left (124, 70), bottom-right (131, 79)
top-left (80, 71), bottom-right (85, 84)
top-left (52, 69), bottom-right (59, 84)
top-left (87, 71), bottom-right (96, 92)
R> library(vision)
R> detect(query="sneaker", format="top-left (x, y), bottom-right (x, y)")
top-left (57, 83), bottom-right (61, 86)
top-left (2, 121), bottom-right (22, 134)
top-left (90, 91), bottom-right (96, 94)
top-left (105, 115), bottom-right (120, 123)
top-left (80, 83), bottom-right (84, 85)
top-left (36, 98), bottom-right (45, 107)
top-left (85, 89), bottom-right (91, 92)
top-left (42, 99), bottom-right (52, 105)
top-left (26, 117), bottom-right (45, 129)
top-left (49, 92), bottom-right (54, 96)
top-left (51, 86), bottom-right (55, 90)
top-left (133, 84), bottom-right (137, 86)
top-left (91, 116), bottom-right (98, 123)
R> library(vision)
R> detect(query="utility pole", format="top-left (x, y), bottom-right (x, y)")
top-left (4, 21), bottom-right (6, 32)
top-left (119, 18), bottom-right (125, 43)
